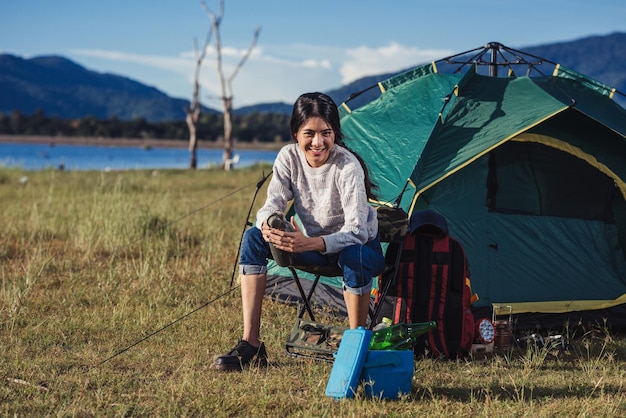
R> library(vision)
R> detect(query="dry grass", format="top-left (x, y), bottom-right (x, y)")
top-left (1, 166), bottom-right (625, 417)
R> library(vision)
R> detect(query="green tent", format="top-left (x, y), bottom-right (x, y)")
top-left (266, 43), bottom-right (626, 329)
top-left (341, 43), bottom-right (626, 327)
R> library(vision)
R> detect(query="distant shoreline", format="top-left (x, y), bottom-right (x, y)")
top-left (0, 134), bottom-right (285, 151)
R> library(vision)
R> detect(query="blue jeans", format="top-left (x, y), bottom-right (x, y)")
top-left (239, 227), bottom-right (385, 296)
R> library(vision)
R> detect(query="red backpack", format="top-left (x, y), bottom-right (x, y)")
top-left (374, 209), bottom-right (477, 359)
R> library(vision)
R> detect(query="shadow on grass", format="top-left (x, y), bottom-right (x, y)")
top-left (414, 382), bottom-right (624, 402)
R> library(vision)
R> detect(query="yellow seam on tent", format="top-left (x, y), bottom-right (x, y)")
top-left (368, 199), bottom-right (393, 207)
top-left (438, 84), bottom-right (459, 123)
top-left (368, 181), bottom-right (415, 208)
top-left (408, 107), bottom-right (570, 216)
top-left (610, 88), bottom-right (615, 99)
top-left (553, 63), bottom-right (560, 77)
top-left (513, 133), bottom-right (626, 199)
top-left (432, 61), bottom-right (438, 73)
top-left (341, 81), bottom-right (386, 113)
top-left (492, 293), bottom-right (626, 314)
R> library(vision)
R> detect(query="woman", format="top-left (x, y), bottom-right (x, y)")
top-left (213, 92), bottom-right (385, 371)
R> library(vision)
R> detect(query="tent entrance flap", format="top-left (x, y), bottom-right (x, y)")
top-left (420, 141), bottom-right (626, 311)
top-left (487, 139), bottom-right (620, 221)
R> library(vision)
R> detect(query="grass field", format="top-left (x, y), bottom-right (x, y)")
top-left (1, 166), bottom-right (625, 417)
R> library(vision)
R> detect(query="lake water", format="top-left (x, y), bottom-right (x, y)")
top-left (0, 142), bottom-right (278, 171)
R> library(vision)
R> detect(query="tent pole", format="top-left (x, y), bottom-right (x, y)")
top-left (488, 42), bottom-right (500, 77)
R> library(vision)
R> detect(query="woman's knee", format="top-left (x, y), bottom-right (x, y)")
top-left (340, 242), bottom-right (384, 273)
top-left (339, 242), bottom-right (385, 291)
top-left (239, 227), bottom-right (271, 268)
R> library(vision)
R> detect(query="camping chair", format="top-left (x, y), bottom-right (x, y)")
top-left (284, 206), bottom-right (408, 361)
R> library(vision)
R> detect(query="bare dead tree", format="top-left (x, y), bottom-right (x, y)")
top-left (201, 0), bottom-right (261, 170)
top-left (185, 28), bottom-right (213, 169)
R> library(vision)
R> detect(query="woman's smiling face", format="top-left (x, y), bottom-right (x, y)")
top-left (295, 116), bottom-right (335, 168)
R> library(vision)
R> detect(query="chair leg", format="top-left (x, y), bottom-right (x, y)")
top-left (289, 267), bottom-right (322, 321)
top-left (369, 241), bottom-right (404, 327)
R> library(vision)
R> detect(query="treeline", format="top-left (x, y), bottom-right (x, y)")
top-left (0, 109), bottom-right (292, 143)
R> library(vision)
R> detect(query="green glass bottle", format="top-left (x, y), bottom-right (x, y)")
top-left (369, 321), bottom-right (437, 350)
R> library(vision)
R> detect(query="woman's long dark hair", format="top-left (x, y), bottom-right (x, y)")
top-left (290, 92), bottom-right (378, 200)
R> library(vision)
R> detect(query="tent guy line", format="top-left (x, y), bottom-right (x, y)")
top-left (88, 172), bottom-right (272, 370)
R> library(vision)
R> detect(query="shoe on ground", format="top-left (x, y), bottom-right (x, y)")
top-left (213, 340), bottom-right (268, 372)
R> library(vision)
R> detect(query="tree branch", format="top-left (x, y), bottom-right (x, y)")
top-left (228, 25), bottom-right (262, 85)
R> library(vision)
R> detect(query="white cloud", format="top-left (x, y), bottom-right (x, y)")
top-left (71, 48), bottom-right (192, 76)
top-left (69, 42), bottom-right (455, 107)
top-left (301, 59), bottom-right (331, 69)
top-left (340, 43), bottom-right (454, 84)
top-left (194, 43), bottom-right (346, 106)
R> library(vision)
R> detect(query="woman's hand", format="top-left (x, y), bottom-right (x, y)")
top-left (262, 218), bottom-right (325, 253)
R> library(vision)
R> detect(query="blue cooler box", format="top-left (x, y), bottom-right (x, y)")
top-left (325, 327), bottom-right (372, 399)
top-left (361, 350), bottom-right (414, 399)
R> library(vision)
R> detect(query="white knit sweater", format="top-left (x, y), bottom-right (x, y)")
top-left (256, 143), bottom-right (378, 254)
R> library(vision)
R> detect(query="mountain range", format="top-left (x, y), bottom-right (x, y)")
top-left (1, 32), bottom-right (625, 122)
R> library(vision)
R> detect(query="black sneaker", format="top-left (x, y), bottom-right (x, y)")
top-left (213, 340), bottom-right (268, 372)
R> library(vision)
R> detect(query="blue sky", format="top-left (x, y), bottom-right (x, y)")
top-left (1, 0), bottom-right (624, 108)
